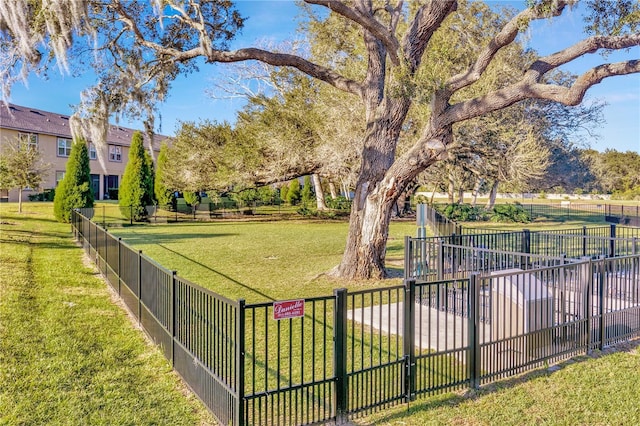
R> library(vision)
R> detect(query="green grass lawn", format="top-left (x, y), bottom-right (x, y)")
top-left (3, 201), bottom-right (639, 426)
top-left (109, 219), bottom-right (416, 303)
top-left (0, 202), bottom-right (214, 425)
top-left (359, 343), bottom-right (640, 425)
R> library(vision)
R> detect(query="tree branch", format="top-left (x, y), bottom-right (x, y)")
top-left (112, 0), bottom-right (364, 98)
top-left (304, 0), bottom-right (401, 65)
top-left (443, 59), bottom-right (640, 126)
top-left (447, 0), bottom-right (569, 92)
top-left (525, 33), bottom-right (640, 82)
top-left (402, 0), bottom-right (457, 73)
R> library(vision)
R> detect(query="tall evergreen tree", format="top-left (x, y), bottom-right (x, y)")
top-left (301, 175), bottom-right (314, 207)
top-left (119, 131), bottom-right (154, 221)
top-left (286, 179), bottom-right (301, 205)
top-left (154, 142), bottom-right (174, 207)
top-left (53, 139), bottom-right (94, 222)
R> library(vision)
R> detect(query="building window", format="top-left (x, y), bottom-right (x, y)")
top-left (89, 143), bottom-right (97, 160)
top-left (109, 145), bottom-right (122, 162)
top-left (55, 171), bottom-right (65, 187)
top-left (104, 175), bottom-right (119, 200)
top-left (57, 138), bottom-right (72, 157)
top-left (18, 133), bottom-right (38, 150)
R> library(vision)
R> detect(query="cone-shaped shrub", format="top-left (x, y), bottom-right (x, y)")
top-left (154, 142), bottom-right (174, 207)
top-left (301, 175), bottom-right (313, 206)
top-left (119, 131), bottom-right (154, 221)
top-left (287, 178), bottom-right (301, 205)
top-left (53, 138), bottom-right (94, 222)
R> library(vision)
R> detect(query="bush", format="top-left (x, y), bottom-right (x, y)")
top-left (442, 203), bottom-right (483, 222)
top-left (612, 186), bottom-right (640, 201)
top-left (490, 203), bottom-right (531, 223)
top-left (107, 188), bottom-right (119, 200)
top-left (54, 139), bottom-right (94, 222)
top-left (28, 188), bottom-right (55, 201)
top-left (326, 195), bottom-right (352, 211)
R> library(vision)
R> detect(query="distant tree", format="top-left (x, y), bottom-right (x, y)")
top-left (183, 191), bottom-right (200, 215)
top-left (0, 137), bottom-right (49, 213)
top-left (154, 142), bottom-right (174, 207)
top-left (301, 175), bottom-right (314, 207)
top-left (287, 179), bottom-right (301, 205)
top-left (165, 120), bottom-right (255, 193)
top-left (279, 184), bottom-right (289, 204)
top-left (119, 131), bottom-right (154, 221)
top-left (53, 139), bottom-right (93, 222)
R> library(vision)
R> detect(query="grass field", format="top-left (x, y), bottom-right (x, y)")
top-left (3, 201), bottom-right (639, 426)
top-left (359, 342), bottom-right (640, 425)
top-left (109, 219), bottom-right (416, 303)
top-left (0, 203), bottom-right (214, 425)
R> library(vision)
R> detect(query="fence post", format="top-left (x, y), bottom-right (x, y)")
top-left (609, 224), bottom-right (616, 258)
top-left (585, 258), bottom-right (595, 353)
top-left (598, 258), bottom-right (606, 350)
top-left (582, 226), bottom-right (587, 257)
top-left (117, 238), bottom-right (122, 295)
top-left (469, 273), bottom-right (480, 389)
top-left (171, 270), bottom-right (177, 367)
top-left (104, 228), bottom-right (108, 276)
top-left (521, 229), bottom-right (531, 269)
top-left (437, 240), bottom-right (444, 281)
top-left (333, 288), bottom-right (348, 422)
top-left (522, 229), bottom-right (531, 254)
top-left (403, 279), bottom-right (416, 402)
top-left (138, 250), bottom-right (143, 322)
top-left (404, 236), bottom-right (412, 280)
top-left (236, 299), bottom-right (246, 426)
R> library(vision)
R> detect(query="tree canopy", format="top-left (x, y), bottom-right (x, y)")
top-left (2, 0), bottom-right (638, 278)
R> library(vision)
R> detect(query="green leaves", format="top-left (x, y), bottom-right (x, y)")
top-left (118, 131), bottom-right (154, 221)
top-left (53, 139), bottom-right (93, 222)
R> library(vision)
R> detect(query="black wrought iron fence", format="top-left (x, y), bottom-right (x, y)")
top-left (72, 210), bottom-right (640, 425)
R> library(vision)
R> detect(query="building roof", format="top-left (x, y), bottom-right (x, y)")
top-left (0, 102), bottom-right (169, 149)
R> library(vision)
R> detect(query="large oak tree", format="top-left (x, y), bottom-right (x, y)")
top-left (2, 0), bottom-right (638, 278)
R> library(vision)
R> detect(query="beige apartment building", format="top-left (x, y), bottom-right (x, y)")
top-left (1, 102), bottom-right (167, 202)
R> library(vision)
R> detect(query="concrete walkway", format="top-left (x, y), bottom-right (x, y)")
top-left (347, 302), bottom-right (491, 354)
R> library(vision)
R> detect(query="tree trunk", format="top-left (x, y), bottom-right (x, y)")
top-left (341, 180), bottom-right (351, 200)
top-left (18, 187), bottom-right (23, 213)
top-left (328, 181), bottom-right (338, 200)
top-left (448, 174), bottom-right (455, 204)
top-left (312, 174), bottom-right (327, 210)
top-left (485, 180), bottom-right (500, 210)
top-left (457, 187), bottom-right (464, 204)
top-left (471, 178), bottom-right (483, 207)
top-left (333, 123), bottom-right (449, 279)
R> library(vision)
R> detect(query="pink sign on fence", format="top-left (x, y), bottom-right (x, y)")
top-left (273, 299), bottom-right (305, 320)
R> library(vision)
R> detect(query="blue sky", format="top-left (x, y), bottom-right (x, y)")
top-left (6, 0), bottom-right (640, 153)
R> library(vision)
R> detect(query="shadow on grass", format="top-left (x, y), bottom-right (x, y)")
top-left (0, 213), bottom-right (59, 224)
top-left (115, 228), bottom-right (239, 245)
top-left (0, 228), bottom-right (78, 250)
top-left (157, 243), bottom-right (276, 302)
top-left (365, 338), bottom-right (640, 424)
